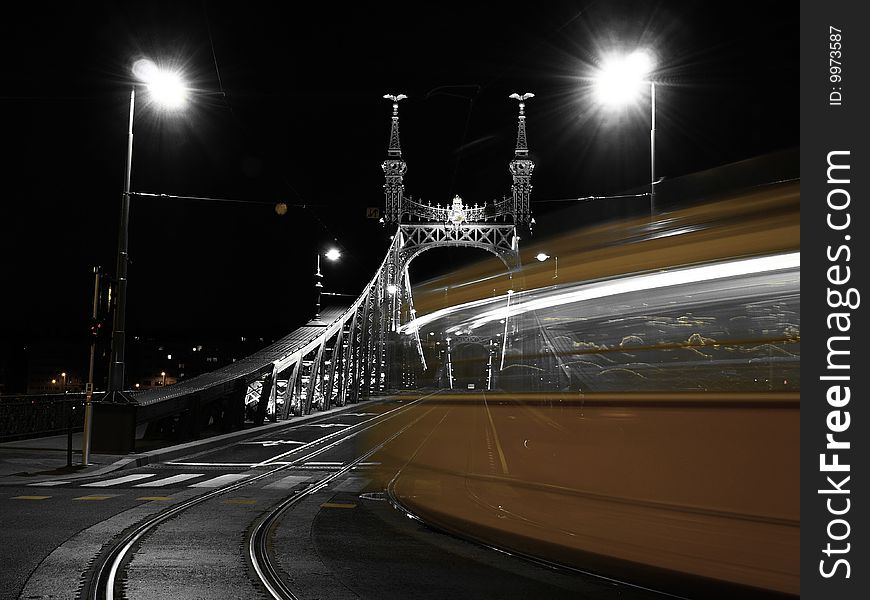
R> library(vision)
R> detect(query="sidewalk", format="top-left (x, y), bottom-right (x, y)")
top-left (0, 398), bottom-right (382, 486)
top-left (0, 431), bottom-right (122, 481)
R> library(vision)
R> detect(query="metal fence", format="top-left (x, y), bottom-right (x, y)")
top-left (0, 394), bottom-right (86, 442)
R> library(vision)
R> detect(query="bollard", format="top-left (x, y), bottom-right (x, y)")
top-left (66, 401), bottom-right (73, 468)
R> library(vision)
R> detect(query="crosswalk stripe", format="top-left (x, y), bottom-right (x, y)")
top-left (188, 474), bottom-right (249, 488)
top-left (166, 462), bottom-right (257, 467)
top-left (12, 495), bottom-right (51, 500)
top-left (27, 481), bottom-right (70, 487)
top-left (263, 475), bottom-right (311, 490)
top-left (134, 473), bottom-right (204, 487)
top-left (82, 474), bottom-right (156, 487)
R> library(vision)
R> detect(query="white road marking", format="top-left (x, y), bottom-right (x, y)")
top-left (188, 474), bottom-right (250, 488)
top-left (134, 473), bottom-right (204, 487)
top-left (239, 440), bottom-right (306, 447)
top-left (27, 481), bottom-right (70, 487)
top-left (82, 473), bottom-right (155, 487)
top-left (304, 461), bottom-right (343, 466)
top-left (263, 475), bottom-right (311, 490)
top-left (305, 423), bottom-right (351, 428)
top-left (166, 462), bottom-right (258, 467)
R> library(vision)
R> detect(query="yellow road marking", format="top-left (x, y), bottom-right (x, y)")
top-left (137, 496), bottom-right (173, 501)
top-left (320, 502), bottom-right (357, 509)
top-left (223, 498), bottom-right (257, 505)
top-left (12, 495), bottom-right (51, 500)
top-left (74, 495), bottom-right (116, 501)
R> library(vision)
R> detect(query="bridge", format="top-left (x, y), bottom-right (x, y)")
top-left (87, 92), bottom-right (535, 450)
top-left (5, 95), bottom-right (800, 599)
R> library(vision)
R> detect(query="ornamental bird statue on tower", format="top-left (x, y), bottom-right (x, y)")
top-left (509, 92), bottom-right (535, 225)
top-left (382, 94), bottom-right (408, 223)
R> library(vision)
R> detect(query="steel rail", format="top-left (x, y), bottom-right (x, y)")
top-left (81, 393), bottom-right (435, 600)
top-left (248, 403), bottom-right (438, 600)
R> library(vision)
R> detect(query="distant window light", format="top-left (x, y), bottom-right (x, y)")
top-left (240, 337), bottom-right (246, 342)
top-left (167, 354), bottom-right (172, 360)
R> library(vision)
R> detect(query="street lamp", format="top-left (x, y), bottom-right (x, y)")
top-left (313, 248), bottom-right (342, 322)
top-left (594, 50), bottom-right (657, 217)
top-left (107, 58), bottom-right (188, 397)
top-left (535, 252), bottom-right (558, 278)
top-left (61, 372), bottom-right (67, 394)
top-left (161, 371), bottom-right (167, 386)
top-left (87, 58), bottom-right (187, 465)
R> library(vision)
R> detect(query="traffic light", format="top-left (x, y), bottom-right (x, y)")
top-left (89, 318), bottom-right (103, 340)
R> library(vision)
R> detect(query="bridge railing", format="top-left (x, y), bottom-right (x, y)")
top-left (0, 394), bottom-right (85, 442)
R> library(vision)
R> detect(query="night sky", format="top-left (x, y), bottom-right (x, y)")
top-left (1, 1), bottom-right (798, 350)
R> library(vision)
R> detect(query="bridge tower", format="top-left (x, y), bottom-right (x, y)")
top-left (374, 92), bottom-right (536, 390)
top-left (509, 92), bottom-right (535, 224)
top-left (381, 94), bottom-right (408, 224)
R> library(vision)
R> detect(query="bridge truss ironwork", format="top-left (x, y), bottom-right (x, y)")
top-left (130, 93), bottom-right (536, 434)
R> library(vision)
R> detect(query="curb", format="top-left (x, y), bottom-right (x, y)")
top-left (1, 398), bottom-right (384, 486)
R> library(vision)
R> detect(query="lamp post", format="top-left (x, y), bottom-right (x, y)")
top-left (61, 372), bottom-right (67, 394)
top-left (106, 58), bottom-right (188, 397)
top-left (87, 58), bottom-right (187, 462)
top-left (535, 252), bottom-right (558, 279)
top-left (161, 371), bottom-right (167, 386)
top-left (594, 50), bottom-right (657, 217)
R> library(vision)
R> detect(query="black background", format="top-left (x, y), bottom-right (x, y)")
top-left (1, 1), bottom-right (797, 343)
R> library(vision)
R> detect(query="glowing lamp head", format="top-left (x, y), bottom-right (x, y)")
top-left (386, 284), bottom-right (398, 295)
top-left (325, 248), bottom-right (341, 261)
top-left (535, 252), bottom-right (550, 262)
top-left (595, 50), bottom-right (655, 107)
top-left (132, 58), bottom-right (188, 109)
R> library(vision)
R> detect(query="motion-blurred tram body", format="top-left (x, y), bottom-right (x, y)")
top-left (373, 182), bottom-right (800, 596)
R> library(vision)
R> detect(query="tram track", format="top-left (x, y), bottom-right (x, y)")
top-left (248, 404), bottom-right (438, 600)
top-left (79, 393), bottom-right (437, 600)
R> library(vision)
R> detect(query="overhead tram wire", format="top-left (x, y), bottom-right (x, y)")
top-left (130, 191), bottom-right (314, 208)
top-left (532, 177), bottom-right (801, 204)
top-left (532, 192), bottom-right (651, 203)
